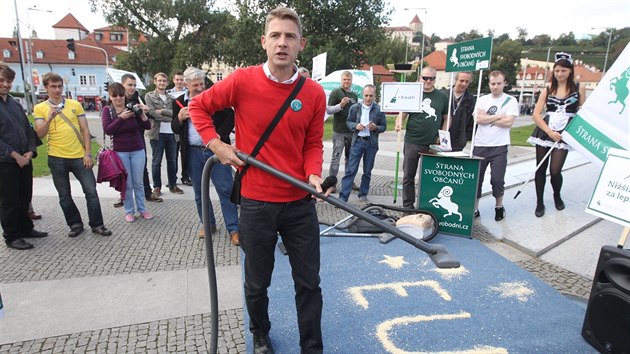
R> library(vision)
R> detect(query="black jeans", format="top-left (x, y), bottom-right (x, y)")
top-left (0, 162), bottom-right (34, 242)
top-left (240, 196), bottom-right (323, 353)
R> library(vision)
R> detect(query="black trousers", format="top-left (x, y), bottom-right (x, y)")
top-left (0, 162), bottom-right (34, 243)
top-left (240, 196), bottom-right (323, 353)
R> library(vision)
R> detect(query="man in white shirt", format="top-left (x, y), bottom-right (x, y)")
top-left (473, 70), bottom-right (519, 221)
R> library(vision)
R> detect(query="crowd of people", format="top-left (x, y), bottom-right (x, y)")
top-left (0, 5), bottom-right (585, 352)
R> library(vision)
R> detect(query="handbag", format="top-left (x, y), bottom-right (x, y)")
top-left (96, 134), bottom-right (128, 199)
top-left (230, 76), bottom-right (307, 204)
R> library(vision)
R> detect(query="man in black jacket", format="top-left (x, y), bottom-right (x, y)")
top-left (171, 67), bottom-right (239, 245)
top-left (445, 71), bottom-right (476, 152)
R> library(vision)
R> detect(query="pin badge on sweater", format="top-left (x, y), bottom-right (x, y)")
top-left (291, 99), bottom-right (302, 112)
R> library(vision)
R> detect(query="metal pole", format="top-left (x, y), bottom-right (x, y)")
top-left (603, 30), bottom-right (612, 75)
top-left (76, 43), bottom-right (109, 71)
top-left (13, 0), bottom-right (32, 113)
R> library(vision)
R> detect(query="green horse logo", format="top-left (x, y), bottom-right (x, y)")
top-left (608, 66), bottom-right (630, 114)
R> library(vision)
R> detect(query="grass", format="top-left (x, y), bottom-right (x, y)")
top-left (326, 115), bottom-right (536, 147)
top-left (510, 124), bottom-right (536, 146)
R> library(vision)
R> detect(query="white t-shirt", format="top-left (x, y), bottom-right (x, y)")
top-left (474, 93), bottom-right (518, 147)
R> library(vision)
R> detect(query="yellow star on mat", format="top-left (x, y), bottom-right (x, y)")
top-left (379, 255), bottom-right (408, 269)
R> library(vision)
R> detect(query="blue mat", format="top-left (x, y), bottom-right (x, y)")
top-left (242, 232), bottom-right (596, 353)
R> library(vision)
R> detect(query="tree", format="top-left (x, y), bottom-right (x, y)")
top-left (470, 39), bottom-right (522, 93)
top-left (365, 37), bottom-right (407, 65)
top-left (531, 34), bottom-right (552, 46)
top-left (554, 32), bottom-right (577, 46)
top-left (454, 29), bottom-right (482, 42)
top-left (516, 27), bottom-right (528, 44)
top-left (224, 0), bottom-right (391, 72)
top-left (90, 0), bottom-right (233, 79)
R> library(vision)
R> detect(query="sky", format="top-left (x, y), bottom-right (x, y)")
top-left (3, 0), bottom-right (629, 41)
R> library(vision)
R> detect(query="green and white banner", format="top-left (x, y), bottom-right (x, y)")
top-left (317, 69), bottom-right (374, 120)
top-left (562, 42), bottom-right (630, 167)
top-left (586, 148), bottom-right (630, 227)
top-left (445, 37), bottom-right (492, 72)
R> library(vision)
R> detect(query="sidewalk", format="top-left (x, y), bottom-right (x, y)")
top-left (1, 115), bottom-right (619, 352)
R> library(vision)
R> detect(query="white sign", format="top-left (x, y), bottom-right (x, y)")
top-left (312, 52), bottom-right (327, 81)
top-left (381, 82), bottom-right (424, 112)
top-left (106, 68), bottom-right (146, 90)
top-left (587, 148), bottom-right (630, 227)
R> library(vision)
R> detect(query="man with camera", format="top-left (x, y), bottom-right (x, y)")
top-left (145, 72), bottom-right (182, 197)
top-left (34, 72), bottom-right (112, 238)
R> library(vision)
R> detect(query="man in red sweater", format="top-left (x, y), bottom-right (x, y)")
top-left (189, 6), bottom-right (327, 354)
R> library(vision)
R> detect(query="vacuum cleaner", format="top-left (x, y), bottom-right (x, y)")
top-left (201, 152), bottom-right (461, 354)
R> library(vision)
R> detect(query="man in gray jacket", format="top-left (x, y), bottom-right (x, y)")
top-left (145, 72), bottom-right (182, 196)
top-left (338, 84), bottom-right (386, 203)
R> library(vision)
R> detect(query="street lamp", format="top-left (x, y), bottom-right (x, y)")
top-left (27, 7), bottom-right (52, 107)
top-left (12, 0), bottom-right (31, 113)
top-left (404, 7), bottom-right (427, 78)
top-left (592, 27), bottom-right (614, 75)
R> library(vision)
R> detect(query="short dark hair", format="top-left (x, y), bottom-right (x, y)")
top-left (108, 82), bottom-right (125, 98)
top-left (43, 72), bottom-right (63, 86)
top-left (121, 73), bottom-right (136, 84)
top-left (0, 63), bottom-right (16, 80)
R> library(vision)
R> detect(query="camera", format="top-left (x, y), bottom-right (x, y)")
top-left (125, 102), bottom-right (143, 117)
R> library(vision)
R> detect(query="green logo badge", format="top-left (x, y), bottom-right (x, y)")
top-left (291, 99), bottom-right (302, 112)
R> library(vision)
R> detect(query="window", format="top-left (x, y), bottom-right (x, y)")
top-left (2, 49), bottom-right (10, 58)
top-left (79, 75), bottom-right (87, 85)
top-left (216, 72), bottom-right (223, 81)
top-left (36, 50), bottom-right (44, 59)
top-left (95, 33), bottom-right (103, 41)
top-left (68, 51), bottom-right (75, 60)
top-left (109, 33), bottom-right (124, 42)
top-left (525, 74), bottom-right (531, 79)
top-left (88, 75), bottom-right (96, 85)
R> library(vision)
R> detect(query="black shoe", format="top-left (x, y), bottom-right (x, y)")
top-left (113, 199), bottom-right (124, 208)
top-left (92, 226), bottom-right (112, 236)
top-left (6, 238), bottom-right (34, 250)
top-left (474, 210), bottom-right (480, 218)
top-left (146, 195), bottom-right (163, 202)
top-left (24, 229), bottom-right (48, 238)
top-left (554, 195), bottom-right (565, 210)
top-left (253, 334), bottom-right (274, 354)
top-left (494, 206), bottom-right (505, 221)
top-left (182, 178), bottom-right (193, 186)
top-left (535, 204), bottom-right (545, 217)
top-left (68, 225), bottom-right (85, 238)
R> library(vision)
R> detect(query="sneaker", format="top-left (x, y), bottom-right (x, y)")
top-left (140, 211), bottom-right (153, 220)
top-left (113, 199), bottom-right (124, 208)
top-left (352, 183), bottom-right (360, 191)
top-left (181, 178), bottom-right (193, 186)
top-left (68, 225), bottom-right (85, 238)
top-left (125, 214), bottom-right (136, 223)
top-left (494, 206), bottom-right (505, 221)
top-left (170, 186), bottom-right (184, 194)
top-left (92, 226), bottom-right (112, 236)
top-left (473, 210), bottom-right (480, 218)
top-left (359, 196), bottom-right (369, 204)
top-left (146, 194), bottom-right (163, 202)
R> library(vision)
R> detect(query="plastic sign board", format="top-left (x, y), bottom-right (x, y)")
top-left (562, 42), bottom-right (630, 168)
top-left (586, 148), bottom-right (630, 227)
top-left (381, 82), bottom-right (424, 112)
top-left (312, 52), bottom-right (327, 81)
top-left (418, 154), bottom-right (481, 237)
top-left (446, 37), bottom-right (493, 72)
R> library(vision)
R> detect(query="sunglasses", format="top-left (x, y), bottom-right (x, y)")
top-left (110, 94), bottom-right (124, 98)
top-left (421, 76), bottom-right (436, 81)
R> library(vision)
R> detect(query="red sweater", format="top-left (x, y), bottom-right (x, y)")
top-left (189, 66), bottom-right (326, 202)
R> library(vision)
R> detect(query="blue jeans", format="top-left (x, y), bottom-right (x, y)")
top-left (187, 146), bottom-right (238, 234)
top-left (48, 156), bottom-right (105, 228)
top-left (117, 150), bottom-right (147, 215)
top-left (240, 196), bottom-right (322, 351)
top-left (339, 139), bottom-right (378, 201)
top-left (150, 133), bottom-right (178, 189)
